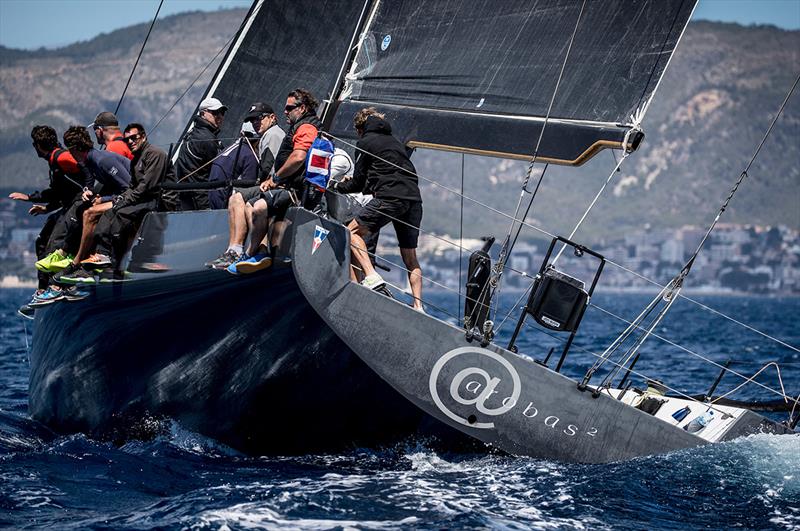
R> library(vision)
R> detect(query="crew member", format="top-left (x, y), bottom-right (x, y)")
top-left (80, 123), bottom-right (174, 279)
top-left (337, 107), bottom-right (424, 311)
top-left (232, 89), bottom-right (320, 274)
top-left (205, 102), bottom-right (285, 270)
top-left (10, 125), bottom-right (92, 310)
top-left (54, 125), bottom-right (131, 284)
top-left (90, 111), bottom-right (133, 160)
top-left (174, 97), bottom-right (226, 210)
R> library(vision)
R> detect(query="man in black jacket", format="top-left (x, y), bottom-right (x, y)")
top-left (174, 97), bottom-right (226, 210)
top-left (336, 108), bottom-right (424, 311)
top-left (80, 123), bottom-right (175, 278)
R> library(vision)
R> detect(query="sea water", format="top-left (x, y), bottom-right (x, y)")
top-left (1, 288), bottom-right (798, 530)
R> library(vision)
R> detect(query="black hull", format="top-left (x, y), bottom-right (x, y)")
top-left (286, 208), bottom-right (795, 463)
top-left (28, 212), bottom-right (468, 454)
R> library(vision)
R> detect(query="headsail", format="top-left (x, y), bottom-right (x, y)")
top-left (177, 0), bottom-right (368, 147)
top-left (329, 0), bottom-right (697, 165)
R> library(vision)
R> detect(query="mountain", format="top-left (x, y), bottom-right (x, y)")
top-left (0, 11), bottom-right (798, 245)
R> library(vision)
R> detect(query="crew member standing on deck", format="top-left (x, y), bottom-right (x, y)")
top-left (336, 107), bottom-right (424, 311)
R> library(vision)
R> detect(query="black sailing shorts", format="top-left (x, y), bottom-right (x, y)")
top-left (356, 198), bottom-right (423, 249)
top-left (234, 185), bottom-right (262, 203)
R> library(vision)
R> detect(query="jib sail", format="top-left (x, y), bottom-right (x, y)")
top-left (328, 0), bottom-right (697, 165)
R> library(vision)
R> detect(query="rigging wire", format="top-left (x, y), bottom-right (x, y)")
top-left (552, 151), bottom-right (630, 265)
top-left (115, 0), bottom-right (163, 115)
top-left (458, 153), bottom-right (465, 323)
top-left (583, 71), bottom-right (800, 388)
top-left (488, 0), bottom-right (587, 319)
top-left (517, 318), bottom-right (761, 418)
top-left (324, 131), bottom-right (799, 355)
top-left (588, 303), bottom-right (790, 401)
top-left (325, 177), bottom-right (793, 400)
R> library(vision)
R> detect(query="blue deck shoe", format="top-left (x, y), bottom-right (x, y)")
top-left (225, 253), bottom-right (250, 276)
top-left (29, 286), bottom-right (66, 307)
top-left (235, 253), bottom-right (272, 274)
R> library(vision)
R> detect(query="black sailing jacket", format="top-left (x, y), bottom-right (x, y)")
top-left (115, 140), bottom-right (175, 210)
top-left (174, 115), bottom-right (222, 184)
top-left (338, 116), bottom-right (421, 202)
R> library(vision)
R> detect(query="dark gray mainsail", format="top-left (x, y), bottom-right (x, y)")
top-left (177, 0), bottom-right (369, 147)
top-left (329, 0), bottom-right (697, 164)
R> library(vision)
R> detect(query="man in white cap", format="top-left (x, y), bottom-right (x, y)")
top-left (173, 96), bottom-right (227, 210)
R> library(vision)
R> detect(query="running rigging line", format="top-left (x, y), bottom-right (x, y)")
top-left (115, 0), bottom-right (163, 116)
top-left (583, 72), bottom-right (800, 390)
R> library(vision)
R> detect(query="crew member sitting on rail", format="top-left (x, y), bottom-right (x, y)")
top-left (10, 125), bottom-right (93, 311)
top-left (173, 97), bottom-right (226, 211)
top-left (206, 103), bottom-right (287, 269)
top-left (336, 107), bottom-right (424, 311)
top-left (229, 89), bottom-right (321, 275)
top-left (207, 121), bottom-right (261, 210)
top-left (78, 123), bottom-right (174, 280)
top-left (53, 126), bottom-right (132, 284)
top-left (90, 111), bottom-right (133, 161)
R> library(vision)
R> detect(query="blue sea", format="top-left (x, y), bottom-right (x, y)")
top-left (1, 287), bottom-right (798, 530)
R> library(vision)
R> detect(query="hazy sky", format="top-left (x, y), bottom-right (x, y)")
top-left (0, 0), bottom-right (798, 50)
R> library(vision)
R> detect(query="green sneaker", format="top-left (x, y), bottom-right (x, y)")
top-left (35, 250), bottom-right (65, 273)
top-left (49, 253), bottom-right (75, 272)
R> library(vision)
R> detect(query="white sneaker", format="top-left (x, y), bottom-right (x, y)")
top-left (361, 273), bottom-right (386, 290)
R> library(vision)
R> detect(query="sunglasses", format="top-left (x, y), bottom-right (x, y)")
top-left (284, 103), bottom-right (301, 112)
top-left (124, 134), bottom-right (142, 144)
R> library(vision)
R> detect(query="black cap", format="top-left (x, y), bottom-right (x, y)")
top-left (90, 111), bottom-right (118, 128)
top-left (244, 102), bottom-right (275, 121)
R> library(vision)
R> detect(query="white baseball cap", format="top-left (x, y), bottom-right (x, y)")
top-left (199, 97), bottom-right (228, 112)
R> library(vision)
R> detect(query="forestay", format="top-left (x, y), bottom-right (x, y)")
top-left (330, 0), bottom-right (697, 165)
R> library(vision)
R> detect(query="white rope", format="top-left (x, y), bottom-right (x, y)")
top-left (710, 362), bottom-right (790, 406)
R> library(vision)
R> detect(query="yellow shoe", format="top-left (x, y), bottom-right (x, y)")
top-left (35, 250), bottom-right (65, 273)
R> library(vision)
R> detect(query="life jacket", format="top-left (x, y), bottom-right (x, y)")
top-left (304, 134), bottom-right (335, 191)
top-left (106, 135), bottom-right (134, 160)
top-left (274, 113), bottom-right (321, 191)
top-left (48, 148), bottom-right (85, 208)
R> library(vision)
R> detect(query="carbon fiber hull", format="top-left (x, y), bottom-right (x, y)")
top-left (28, 211), bottom-right (467, 454)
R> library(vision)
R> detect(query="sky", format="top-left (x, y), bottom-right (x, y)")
top-left (0, 0), bottom-right (798, 50)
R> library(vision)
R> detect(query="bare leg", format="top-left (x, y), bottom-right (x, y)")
top-left (400, 247), bottom-right (423, 310)
top-left (227, 193), bottom-right (241, 247)
top-left (270, 220), bottom-right (286, 250)
top-left (348, 219), bottom-right (376, 278)
top-left (247, 199), bottom-right (270, 256)
top-left (74, 202), bottom-right (113, 263)
top-left (229, 193), bottom-right (248, 247)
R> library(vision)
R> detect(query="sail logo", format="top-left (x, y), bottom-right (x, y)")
top-left (429, 347), bottom-right (521, 429)
top-left (312, 225), bottom-right (330, 255)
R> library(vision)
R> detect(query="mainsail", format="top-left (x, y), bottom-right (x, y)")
top-left (329, 0), bottom-right (697, 165)
top-left (177, 0), bottom-right (369, 147)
